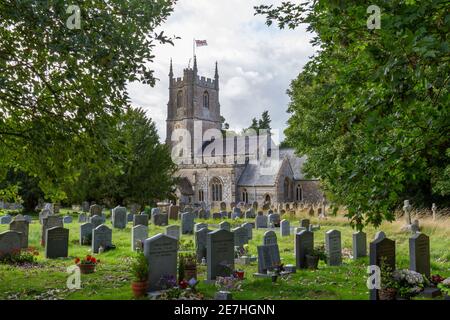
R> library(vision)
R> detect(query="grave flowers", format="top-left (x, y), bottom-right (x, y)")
top-left (379, 258), bottom-right (398, 300)
top-left (179, 252), bottom-right (197, 281)
top-left (75, 255), bottom-right (99, 274)
top-left (130, 252), bottom-right (149, 298)
top-left (437, 278), bottom-right (450, 300)
top-left (306, 245), bottom-right (327, 269)
top-left (392, 269), bottom-right (427, 300)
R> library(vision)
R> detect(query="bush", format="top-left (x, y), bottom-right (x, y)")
top-left (130, 252), bottom-right (148, 282)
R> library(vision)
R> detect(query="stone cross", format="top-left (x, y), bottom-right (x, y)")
top-left (403, 199), bottom-right (412, 225)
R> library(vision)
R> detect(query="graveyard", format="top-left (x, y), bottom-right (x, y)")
top-left (0, 205), bottom-right (449, 300)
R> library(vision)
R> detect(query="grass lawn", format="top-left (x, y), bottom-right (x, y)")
top-left (0, 209), bottom-right (449, 300)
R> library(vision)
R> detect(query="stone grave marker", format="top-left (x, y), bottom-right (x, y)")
top-left (300, 219), bottom-right (310, 229)
top-left (78, 213), bottom-right (87, 223)
top-left (112, 206), bottom-right (127, 229)
top-left (82, 201), bottom-right (90, 212)
top-left (207, 229), bottom-right (234, 281)
top-left (325, 229), bottom-right (342, 266)
top-left (41, 216), bottom-right (63, 246)
top-left (181, 212), bottom-right (195, 234)
top-left (92, 224), bottom-right (112, 254)
top-left (280, 219), bottom-right (290, 237)
top-left (195, 227), bottom-right (210, 263)
top-left (152, 212), bottom-right (168, 226)
top-left (133, 214), bottom-right (149, 227)
top-left (245, 208), bottom-right (255, 219)
top-left (90, 215), bottom-right (105, 228)
top-left (132, 225), bottom-right (148, 251)
top-left (0, 231), bottom-right (21, 259)
top-left (144, 234), bottom-right (178, 292)
top-left (219, 221), bottom-right (230, 232)
top-left (168, 205), bottom-right (179, 220)
top-left (232, 207), bottom-right (242, 219)
top-left (165, 225), bottom-right (180, 240)
top-left (232, 226), bottom-right (248, 248)
top-left (0, 215), bottom-right (12, 224)
top-left (369, 233), bottom-right (396, 300)
top-left (268, 213), bottom-right (280, 227)
top-left (45, 226), bottom-right (69, 259)
top-left (89, 204), bottom-right (102, 217)
top-left (409, 233), bottom-right (430, 278)
top-left (63, 216), bottom-right (72, 224)
top-left (241, 222), bottom-right (253, 240)
top-left (194, 222), bottom-right (208, 233)
top-left (255, 215), bottom-right (268, 229)
top-left (352, 231), bottom-right (367, 260)
top-left (80, 222), bottom-right (94, 245)
top-left (295, 230), bottom-right (314, 269)
top-left (9, 215), bottom-right (29, 248)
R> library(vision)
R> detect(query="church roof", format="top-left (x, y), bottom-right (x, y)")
top-left (279, 148), bottom-right (309, 180)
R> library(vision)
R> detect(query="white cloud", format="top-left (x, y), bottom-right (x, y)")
top-left (128, 0), bottom-right (315, 141)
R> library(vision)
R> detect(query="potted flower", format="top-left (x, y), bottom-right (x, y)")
top-left (75, 255), bottom-right (99, 274)
top-left (438, 278), bottom-right (450, 300)
top-left (179, 252), bottom-right (197, 281)
top-left (130, 252), bottom-right (149, 298)
top-left (392, 269), bottom-right (426, 300)
top-left (306, 245), bottom-right (327, 269)
top-left (234, 269), bottom-right (245, 280)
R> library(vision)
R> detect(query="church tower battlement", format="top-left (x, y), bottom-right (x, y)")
top-left (166, 57), bottom-right (221, 155)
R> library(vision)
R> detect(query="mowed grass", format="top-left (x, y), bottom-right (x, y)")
top-left (0, 209), bottom-right (449, 300)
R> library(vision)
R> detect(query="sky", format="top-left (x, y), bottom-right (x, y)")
top-left (127, 0), bottom-right (316, 142)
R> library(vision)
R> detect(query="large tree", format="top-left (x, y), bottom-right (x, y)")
top-left (256, 1), bottom-right (449, 229)
top-left (0, 0), bottom-right (176, 201)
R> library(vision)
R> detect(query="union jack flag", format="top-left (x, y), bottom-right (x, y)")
top-left (195, 40), bottom-right (208, 47)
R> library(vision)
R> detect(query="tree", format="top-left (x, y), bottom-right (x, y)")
top-left (220, 115), bottom-right (230, 134)
top-left (256, 1), bottom-right (450, 229)
top-left (63, 108), bottom-right (177, 207)
top-left (245, 110), bottom-right (272, 133)
top-left (0, 0), bottom-right (176, 201)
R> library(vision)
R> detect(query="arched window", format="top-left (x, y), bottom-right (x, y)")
top-left (265, 194), bottom-right (271, 204)
top-left (284, 177), bottom-right (290, 200)
top-left (203, 91), bottom-right (209, 108)
top-left (177, 90), bottom-right (183, 109)
top-left (242, 189), bottom-right (248, 204)
top-left (296, 185), bottom-right (303, 201)
top-left (198, 190), bottom-right (204, 202)
top-left (211, 177), bottom-right (222, 202)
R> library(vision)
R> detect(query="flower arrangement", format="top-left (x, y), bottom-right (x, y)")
top-left (178, 252), bottom-right (197, 284)
top-left (157, 274), bottom-right (177, 290)
top-left (75, 255), bottom-right (99, 274)
top-left (392, 269), bottom-right (426, 299)
top-left (130, 252), bottom-right (148, 282)
top-left (215, 275), bottom-right (241, 291)
top-left (0, 247), bottom-right (39, 265)
top-left (437, 278), bottom-right (450, 296)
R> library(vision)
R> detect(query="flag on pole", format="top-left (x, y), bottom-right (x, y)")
top-left (195, 40), bottom-right (208, 47)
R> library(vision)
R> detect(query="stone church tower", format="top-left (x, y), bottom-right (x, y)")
top-left (166, 56), bottom-right (221, 160)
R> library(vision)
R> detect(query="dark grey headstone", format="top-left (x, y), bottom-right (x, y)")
top-left (133, 214), bottom-right (149, 227)
top-left (409, 233), bottom-right (430, 278)
top-left (369, 235), bottom-right (396, 300)
top-left (89, 204), bottom-right (102, 217)
top-left (0, 231), bottom-right (21, 259)
top-left (280, 219), bottom-right (290, 237)
top-left (300, 219), bottom-right (310, 229)
top-left (45, 227), bottom-right (69, 259)
top-left (78, 213), bottom-right (87, 223)
top-left (352, 231), bottom-right (367, 259)
top-left (295, 230), bottom-right (314, 269)
top-left (232, 226), bottom-right (248, 248)
top-left (0, 215), bottom-right (12, 224)
top-left (268, 213), bottom-right (280, 227)
top-left (219, 221), bottom-right (230, 232)
top-left (80, 222), bottom-right (94, 245)
top-left (325, 229), bottom-right (342, 266)
top-left (112, 206), bottom-right (127, 229)
top-left (195, 227), bottom-right (210, 263)
top-left (63, 216), bottom-right (73, 224)
top-left (194, 223), bottom-right (208, 233)
top-left (41, 216), bottom-right (63, 246)
top-left (255, 215), bottom-right (268, 229)
top-left (181, 212), bottom-right (195, 234)
top-left (152, 213), bottom-right (168, 226)
top-left (90, 215), bottom-right (105, 228)
top-left (10, 216), bottom-right (29, 248)
top-left (207, 229), bottom-right (234, 281)
top-left (241, 222), bottom-right (253, 240)
top-left (144, 234), bottom-right (178, 292)
top-left (165, 225), bottom-right (180, 240)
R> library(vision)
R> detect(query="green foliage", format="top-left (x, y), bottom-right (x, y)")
top-left (0, 0), bottom-right (176, 201)
top-left (245, 110), bottom-right (272, 133)
top-left (256, 0), bottom-right (450, 229)
top-left (130, 252), bottom-right (149, 282)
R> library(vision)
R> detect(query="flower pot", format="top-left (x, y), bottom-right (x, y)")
top-left (305, 255), bottom-right (319, 270)
top-left (131, 281), bottom-right (148, 298)
top-left (379, 288), bottom-right (397, 301)
top-left (78, 263), bottom-right (96, 274)
top-left (236, 271), bottom-right (245, 280)
top-left (184, 263), bottom-right (197, 280)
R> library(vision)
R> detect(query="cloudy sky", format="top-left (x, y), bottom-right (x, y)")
top-left (128, 0), bottom-right (315, 142)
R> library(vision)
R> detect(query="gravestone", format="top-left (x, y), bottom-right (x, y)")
top-left (409, 233), bottom-right (430, 278)
top-left (280, 219), bottom-right (290, 237)
top-left (127, 213), bottom-right (134, 223)
top-left (129, 203), bottom-right (140, 215)
top-left (152, 212), bottom-right (168, 226)
top-left (165, 225), bottom-right (180, 240)
top-left (82, 201), bottom-right (90, 212)
top-left (0, 215), bottom-right (12, 224)
top-left (151, 207), bottom-right (161, 217)
top-left (232, 207), bottom-right (242, 219)
top-left (369, 234), bottom-right (396, 300)
top-left (45, 227), bottom-right (69, 259)
top-left (219, 221), bottom-right (230, 232)
top-left (78, 213), bottom-right (87, 223)
top-left (90, 215), bottom-right (105, 228)
top-left (257, 231), bottom-right (281, 274)
top-left (132, 225), bottom-right (148, 251)
top-left (220, 202), bottom-right (227, 211)
top-left (0, 231), bottom-right (21, 259)
top-left (112, 206), bottom-right (127, 229)
top-left (213, 212), bottom-right (221, 219)
top-left (195, 227), bottom-right (210, 263)
top-left (24, 215), bottom-right (32, 223)
top-left (133, 214), bottom-right (149, 227)
top-left (232, 226), bottom-right (248, 248)
top-left (241, 222), bottom-right (253, 240)
top-left (80, 222), bottom-right (94, 245)
top-left (92, 224), bottom-right (112, 254)
top-left (255, 215), bottom-right (268, 229)
top-left (300, 219), bottom-right (310, 229)
top-left (245, 208), bottom-right (255, 219)
top-left (194, 223), bottom-right (208, 233)
top-left (41, 216), bottom-right (63, 246)
top-left (181, 212), bottom-right (195, 234)
top-left (39, 209), bottom-right (51, 224)
top-left (268, 213), bottom-right (280, 227)
top-left (295, 230), bottom-right (314, 269)
top-left (168, 205), bottom-right (179, 220)
top-left (352, 231), bottom-right (367, 260)
top-left (89, 204), bottom-right (102, 217)
top-left (144, 234), bottom-right (178, 292)
top-left (325, 230), bottom-right (342, 266)
top-left (10, 216), bottom-right (29, 248)
top-left (63, 216), bottom-right (73, 224)
top-left (207, 229), bottom-right (234, 281)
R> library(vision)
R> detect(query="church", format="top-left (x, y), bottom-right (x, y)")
top-left (165, 57), bottom-right (323, 208)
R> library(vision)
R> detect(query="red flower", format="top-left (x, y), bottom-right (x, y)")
top-left (91, 257), bottom-right (97, 264)
top-left (75, 257), bottom-right (80, 264)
